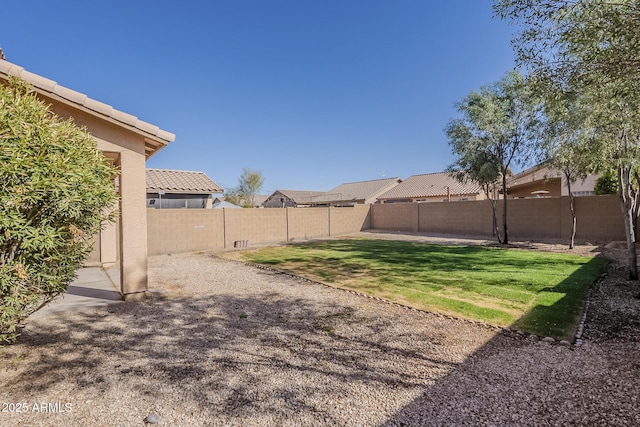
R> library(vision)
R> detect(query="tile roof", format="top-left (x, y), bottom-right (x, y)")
top-left (313, 178), bottom-right (402, 204)
top-left (0, 58), bottom-right (175, 158)
top-left (212, 198), bottom-right (242, 209)
top-left (252, 195), bottom-right (270, 207)
top-left (508, 164), bottom-right (561, 188)
top-left (146, 168), bottom-right (223, 194)
top-left (275, 190), bottom-right (326, 203)
top-left (378, 172), bottom-right (482, 200)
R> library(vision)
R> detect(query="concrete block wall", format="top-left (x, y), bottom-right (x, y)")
top-left (147, 195), bottom-right (626, 256)
top-left (224, 208), bottom-right (287, 246)
top-left (329, 205), bottom-right (371, 236)
top-left (147, 205), bottom-right (372, 255)
top-left (371, 195), bottom-right (626, 243)
top-left (418, 200), bottom-right (493, 235)
top-left (147, 209), bottom-right (224, 255)
top-left (506, 197), bottom-right (562, 239)
top-left (371, 203), bottom-right (418, 232)
top-left (572, 196), bottom-right (626, 241)
top-left (287, 208), bottom-right (330, 241)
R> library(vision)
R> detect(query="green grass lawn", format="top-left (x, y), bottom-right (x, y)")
top-left (230, 238), bottom-right (607, 340)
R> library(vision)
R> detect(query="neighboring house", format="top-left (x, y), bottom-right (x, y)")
top-left (262, 190), bottom-right (326, 208)
top-left (377, 172), bottom-right (485, 203)
top-left (212, 198), bottom-right (242, 209)
top-left (220, 193), bottom-right (268, 208)
top-left (0, 57), bottom-right (175, 299)
top-left (507, 164), bottom-right (598, 199)
top-left (251, 194), bottom-right (269, 208)
top-left (310, 177), bottom-right (402, 206)
top-left (146, 168), bottom-right (223, 209)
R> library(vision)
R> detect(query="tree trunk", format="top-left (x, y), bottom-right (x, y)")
top-left (619, 165), bottom-right (638, 280)
top-left (502, 171), bottom-right (509, 244)
top-left (633, 172), bottom-right (640, 242)
top-left (484, 186), bottom-right (502, 243)
top-left (567, 179), bottom-right (576, 250)
top-left (492, 199), bottom-right (502, 244)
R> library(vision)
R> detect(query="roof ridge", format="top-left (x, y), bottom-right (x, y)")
top-left (409, 171), bottom-right (452, 177)
top-left (340, 177), bottom-right (401, 185)
top-left (0, 58), bottom-right (175, 145)
top-left (147, 168), bottom-right (206, 174)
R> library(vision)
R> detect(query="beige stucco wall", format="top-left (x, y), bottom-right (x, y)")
top-left (41, 94), bottom-right (154, 298)
top-left (508, 178), bottom-right (562, 199)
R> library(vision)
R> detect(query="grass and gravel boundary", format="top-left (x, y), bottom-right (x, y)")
top-left (0, 232), bottom-right (637, 426)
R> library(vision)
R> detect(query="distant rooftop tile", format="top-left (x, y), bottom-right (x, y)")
top-left (313, 177), bottom-right (402, 204)
top-left (146, 168), bottom-right (223, 194)
top-left (378, 172), bottom-right (482, 200)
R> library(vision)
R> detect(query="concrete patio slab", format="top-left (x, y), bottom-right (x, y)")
top-left (30, 267), bottom-right (123, 319)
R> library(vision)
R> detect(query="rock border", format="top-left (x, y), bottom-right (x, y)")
top-left (213, 254), bottom-right (594, 349)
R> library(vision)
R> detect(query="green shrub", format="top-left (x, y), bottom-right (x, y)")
top-left (0, 77), bottom-right (119, 343)
top-left (594, 171), bottom-right (618, 195)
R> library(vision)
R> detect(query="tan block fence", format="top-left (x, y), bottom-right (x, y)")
top-left (370, 195), bottom-right (624, 243)
top-left (147, 195), bottom-right (625, 255)
top-left (147, 205), bottom-right (372, 255)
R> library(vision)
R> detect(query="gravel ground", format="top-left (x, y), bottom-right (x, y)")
top-left (0, 232), bottom-right (638, 426)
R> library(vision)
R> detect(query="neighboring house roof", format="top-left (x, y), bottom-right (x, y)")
top-left (252, 194), bottom-right (269, 207)
top-left (212, 198), bottom-right (241, 209)
top-left (266, 190), bottom-right (326, 204)
top-left (378, 172), bottom-right (482, 200)
top-left (312, 177), bottom-right (402, 205)
top-left (146, 168), bottom-right (223, 195)
top-left (0, 59), bottom-right (175, 159)
top-left (508, 164), bottom-right (560, 189)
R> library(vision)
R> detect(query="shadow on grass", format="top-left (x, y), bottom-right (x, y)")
top-left (513, 256), bottom-right (607, 339)
top-left (244, 239), bottom-right (607, 337)
top-left (2, 247), bottom-right (636, 426)
top-left (379, 242), bottom-right (640, 426)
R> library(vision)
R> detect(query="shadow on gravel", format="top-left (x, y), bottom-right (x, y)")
top-left (382, 260), bottom-right (640, 427)
top-left (1, 292), bottom-right (458, 425)
top-left (3, 253), bottom-right (639, 426)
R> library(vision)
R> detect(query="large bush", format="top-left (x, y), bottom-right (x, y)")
top-left (594, 171), bottom-right (618, 196)
top-left (0, 77), bottom-right (119, 343)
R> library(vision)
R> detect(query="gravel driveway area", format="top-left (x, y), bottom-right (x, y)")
top-left (1, 233), bottom-right (639, 426)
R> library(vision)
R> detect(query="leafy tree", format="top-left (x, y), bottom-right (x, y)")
top-left (222, 187), bottom-right (243, 207)
top-left (446, 70), bottom-right (542, 244)
top-left (225, 168), bottom-right (265, 208)
top-left (541, 91), bottom-right (595, 249)
top-left (448, 154), bottom-right (503, 242)
top-left (495, 0), bottom-right (640, 279)
top-left (0, 77), bottom-right (119, 343)
top-left (494, 1), bottom-right (640, 84)
top-left (594, 171), bottom-right (618, 195)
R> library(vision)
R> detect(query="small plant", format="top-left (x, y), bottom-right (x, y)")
top-left (317, 324), bottom-right (335, 334)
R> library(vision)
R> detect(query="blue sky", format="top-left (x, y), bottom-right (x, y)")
top-left (2, 0), bottom-right (516, 193)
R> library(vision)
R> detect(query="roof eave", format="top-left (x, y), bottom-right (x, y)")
top-left (147, 189), bottom-right (223, 195)
top-left (0, 59), bottom-right (175, 159)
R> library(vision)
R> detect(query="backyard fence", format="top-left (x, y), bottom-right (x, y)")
top-left (147, 204), bottom-right (371, 255)
top-left (146, 195), bottom-right (625, 256)
top-left (370, 195), bottom-right (625, 243)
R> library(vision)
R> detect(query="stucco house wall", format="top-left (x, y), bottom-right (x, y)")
top-left (0, 59), bottom-right (175, 299)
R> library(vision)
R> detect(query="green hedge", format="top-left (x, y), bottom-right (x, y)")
top-left (0, 77), bottom-right (119, 343)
